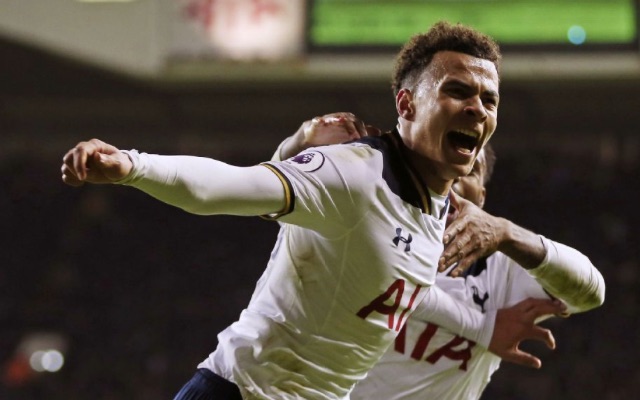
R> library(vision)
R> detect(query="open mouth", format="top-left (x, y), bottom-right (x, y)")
top-left (447, 129), bottom-right (479, 154)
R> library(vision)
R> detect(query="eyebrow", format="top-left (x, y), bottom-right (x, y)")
top-left (483, 89), bottom-right (499, 100)
top-left (444, 79), bottom-right (499, 100)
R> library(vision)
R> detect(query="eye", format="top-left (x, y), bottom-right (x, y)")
top-left (446, 87), bottom-right (467, 99)
top-left (443, 81), bottom-right (471, 99)
top-left (483, 97), bottom-right (498, 107)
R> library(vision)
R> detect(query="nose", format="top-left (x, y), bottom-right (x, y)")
top-left (463, 97), bottom-right (487, 122)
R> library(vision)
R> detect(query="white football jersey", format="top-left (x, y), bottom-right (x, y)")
top-left (350, 252), bottom-right (550, 400)
top-left (199, 132), bottom-right (451, 399)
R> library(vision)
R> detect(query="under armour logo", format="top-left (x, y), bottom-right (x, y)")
top-left (392, 228), bottom-right (412, 252)
top-left (472, 286), bottom-right (489, 313)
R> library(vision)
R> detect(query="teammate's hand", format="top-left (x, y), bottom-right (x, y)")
top-left (488, 298), bottom-right (565, 368)
top-left (302, 112), bottom-right (380, 147)
top-left (61, 138), bottom-right (133, 186)
top-left (280, 113), bottom-right (381, 159)
top-left (439, 192), bottom-right (504, 276)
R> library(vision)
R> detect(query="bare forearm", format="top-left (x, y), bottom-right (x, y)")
top-left (496, 219), bottom-right (547, 270)
top-left (272, 124), bottom-right (309, 162)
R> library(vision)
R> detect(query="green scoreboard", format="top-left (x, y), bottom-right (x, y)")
top-left (308, 0), bottom-right (637, 50)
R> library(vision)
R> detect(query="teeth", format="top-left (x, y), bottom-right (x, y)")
top-left (453, 129), bottom-right (479, 139)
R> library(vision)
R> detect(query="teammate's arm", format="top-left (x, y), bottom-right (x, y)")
top-left (420, 284), bottom-right (565, 369)
top-left (441, 195), bottom-right (605, 312)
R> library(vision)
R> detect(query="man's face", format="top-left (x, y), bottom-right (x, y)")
top-left (399, 51), bottom-right (499, 186)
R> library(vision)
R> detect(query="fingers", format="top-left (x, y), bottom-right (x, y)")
top-left (316, 112), bottom-right (370, 138)
top-left (502, 348), bottom-right (542, 369)
top-left (303, 113), bottom-right (383, 150)
top-left (440, 234), bottom-right (471, 272)
top-left (522, 298), bottom-right (567, 319)
top-left (449, 248), bottom-right (484, 276)
top-left (528, 325), bottom-right (556, 350)
top-left (448, 190), bottom-right (462, 210)
top-left (351, 117), bottom-right (368, 138)
top-left (328, 113), bottom-right (367, 138)
top-left (61, 163), bottom-right (85, 187)
top-left (512, 298), bottom-right (562, 350)
top-left (62, 141), bottom-right (96, 183)
top-left (439, 218), bottom-right (468, 271)
top-left (60, 139), bottom-right (127, 185)
top-left (365, 125), bottom-right (382, 137)
top-left (442, 216), bottom-right (466, 245)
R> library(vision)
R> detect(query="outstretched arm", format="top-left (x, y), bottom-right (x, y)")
top-left (440, 194), bottom-right (605, 312)
top-left (61, 139), bottom-right (287, 217)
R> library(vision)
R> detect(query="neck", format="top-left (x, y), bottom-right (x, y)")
top-left (406, 151), bottom-right (453, 196)
top-left (393, 123), bottom-right (453, 196)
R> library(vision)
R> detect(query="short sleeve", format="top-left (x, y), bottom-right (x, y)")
top-left (261, 143), bottom-right (380, 237)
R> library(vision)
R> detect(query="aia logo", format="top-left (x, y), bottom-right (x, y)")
top-left (394, 322), bottom-right (476, 371)
top-left (392, 228), bottom-right (412, 252)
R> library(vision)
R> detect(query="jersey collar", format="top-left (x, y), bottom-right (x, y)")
top-left (387, 128), bottom-right (435, 216)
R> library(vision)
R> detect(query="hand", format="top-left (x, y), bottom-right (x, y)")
top-left (488, 298), bottom-right (566, 369)
top-left (61, 138), bottom-right (133, 186)
top-left (280, 113), bottom-right (382, 159)
top-left (302, 112), bottom-right (381, 147)
top-left (439, 193), bottom-right (504, 276)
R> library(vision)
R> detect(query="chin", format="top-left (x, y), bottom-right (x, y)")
top-left (449, 165), bottom-right (472, 180)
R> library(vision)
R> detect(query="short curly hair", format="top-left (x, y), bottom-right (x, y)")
top-left (391, 21), bottom-right (501, 95)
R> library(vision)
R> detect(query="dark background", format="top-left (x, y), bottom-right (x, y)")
top-left (0, 35), bottom-right (638, 399)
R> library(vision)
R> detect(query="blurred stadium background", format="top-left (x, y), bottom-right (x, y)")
top-left (0, 0), bottom-right (638, 399)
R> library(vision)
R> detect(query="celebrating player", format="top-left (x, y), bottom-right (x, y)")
top-left (274, 113), bottom-right (605, 399)
top-left (61, 22), bottom-right (566, 399)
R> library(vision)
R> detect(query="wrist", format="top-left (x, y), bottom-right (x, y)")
top-left (495, 217), bottom-right (513, 251)
top-left (279, 123), bottom-right (311, 160)
top-left (497, 220), bottom-right (546, 270)
top-left (115, 150), bottom-right (138, 184)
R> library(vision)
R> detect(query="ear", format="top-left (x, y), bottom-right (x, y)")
top-left (395, 88), bottom-right (415, 121)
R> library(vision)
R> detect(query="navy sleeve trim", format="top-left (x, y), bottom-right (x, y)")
top-left (259, 163), bottom-right (295, 220)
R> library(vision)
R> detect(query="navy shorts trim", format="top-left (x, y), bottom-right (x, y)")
top-left (173, 369), bottom-right (243, 400)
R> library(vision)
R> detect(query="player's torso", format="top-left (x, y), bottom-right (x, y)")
top-left (208, 134), bottom-right (451, 399)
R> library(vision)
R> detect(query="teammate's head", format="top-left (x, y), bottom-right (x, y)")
top-left (451, 143), bottom-right (496, 209)
top-left (392, 21), bottom-right (501, 192)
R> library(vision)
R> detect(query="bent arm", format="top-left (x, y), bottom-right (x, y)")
top-left (490, 222), bottom-right (604, 312)
top-left (118, 150), bottom-right (286, 216)
top-left (442, 200), bottom-right (605, 313)
top-left (419, 285), bottom-right (566, 368)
